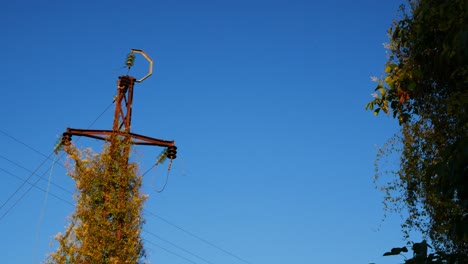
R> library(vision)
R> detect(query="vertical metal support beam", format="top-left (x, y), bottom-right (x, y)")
top-left (113, 76), bottom-right (136, 133)
top-left (109, 76), bottom-right (136, 242)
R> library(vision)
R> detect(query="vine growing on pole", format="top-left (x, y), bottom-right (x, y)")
top-left (46, 137), bottom-right (147, 263)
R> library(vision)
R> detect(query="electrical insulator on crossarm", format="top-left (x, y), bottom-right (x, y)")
top-left (62, 133), bottom-right (72, 146)
top-left (54, 133), bottom-right (71, 154)
top-left (167, 146), bottom-right (177, 160)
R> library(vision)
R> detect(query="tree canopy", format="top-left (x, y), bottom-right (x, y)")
top-left (366, 0), bottom-right (467, 258)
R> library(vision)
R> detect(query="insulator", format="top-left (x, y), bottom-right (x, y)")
top-left (125, 53), bottom-right (136, 69)
top-left (167, 146), bottom-right (177, 159)
top-left (62, 133), bottom-right (71, 146)
top-left (155, 148), bottom-right (168, 165)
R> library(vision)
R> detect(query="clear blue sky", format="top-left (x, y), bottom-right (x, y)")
top-left (1, 1), bottom-right (412, 263)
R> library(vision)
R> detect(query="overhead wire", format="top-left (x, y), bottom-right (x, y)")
top-left (143, 148), bottom-right (172, 193)
top-left (150, 169), bottom-right (170, 193)
top-left (0, 151), bottom-right (54, 212)
top-left (33, 155), bottom-right (58, 263)
top-left (0, 115), bottom-right (254, 264)
top-left (0, 166), bottom-right (56, 221)
top-left (0, 129), bottom-right (51, 160)
top-left (143, 229), bottom-right (216, 264)
top-left (87, 101), bottom-right (114, 129)
top-left (1, 157), bottom-right (210, 264)
top-left (0, 70), bottom-right (248, 262)
top-left (141, 162), bottom-right (157, 177)
top-left (143, 239), bottom-right (201, 264)
top-left (0, 101), bottom-right (114, 220)
top-left (0, 161), bottom-right (211, 264)
top-left (0, 167), bottom-right (73, 207)
top-left (0, 154), bottom-right (71, 194)
top-left (144, 210), bottom-right (253, 264)
top-left (149, 162), bottom-right (172, 193)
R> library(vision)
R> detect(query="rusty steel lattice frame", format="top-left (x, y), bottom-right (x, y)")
top-left (62, 75), bottom-right (175, 149)
top-left (57, 50), bottom-right (177, 248)
top-left (114, 75), bottom-right (135, 133)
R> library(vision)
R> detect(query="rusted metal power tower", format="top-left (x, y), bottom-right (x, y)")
top-left (50, 49), bottom-right (176, 262)
top-left (51, 49), bottom-right (177, 263)
top-left (59, 49), bottom-right (177, 158)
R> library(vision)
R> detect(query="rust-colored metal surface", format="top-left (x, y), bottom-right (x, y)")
top-left (57, 50), bottom-right (176, 246)
top-left (63, 128), bottom-right (175, 147)
top-left (113, 76), bottom-right (135, 133)
top-left (59, 72), bottom-right (176, 154)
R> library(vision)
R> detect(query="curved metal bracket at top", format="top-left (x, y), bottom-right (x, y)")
top-left (130, 49), bottom-right (153, 83)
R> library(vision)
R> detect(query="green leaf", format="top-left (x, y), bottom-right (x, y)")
top-left (384, 76), bottom-right (393, 85)
top-left (374, 108), bottom-right (381, 116)
top-left (379, 88), bottom-right (386, 97)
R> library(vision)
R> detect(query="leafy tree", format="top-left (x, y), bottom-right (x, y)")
top-left (46, 137), bottom-right (147, 263)
top-left (366, 0), bottom-right (467, 258)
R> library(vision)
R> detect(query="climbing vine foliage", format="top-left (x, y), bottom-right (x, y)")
top-left (46, 137), bottom-right (146, 263)
top-left (367, 0), bottom-right (467, 257)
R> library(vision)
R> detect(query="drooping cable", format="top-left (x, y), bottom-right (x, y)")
top-left (33, 155), bottom-right (58, 262)
top-left (150, 159), bottom-right (173, 193)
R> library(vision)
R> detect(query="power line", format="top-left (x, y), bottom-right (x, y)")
top-left (0, 101), bottom-right (113, 220)
top-left (0, 167), bottom-right (69, 221)
top-left (0, 129), bottom-right (50, 159)
top-left (0, 151), bottom-right (54, 212)
top-left (0, 162), bottom-right (210, 264)
top-left (1, 158), bottom-right (217, 264)
top-left (33, 155), bottom-right (58, 263)
top-left (143, 229), bottom-right (216, 264)
top-left (0, 167), bottom-right (211, 264)
top-left (0, 154), bottom-right (72, 194)
top-left (143, 239), bottom-right (201, 264)
top-left (0, 154), bottom-right (250, 264)
top-left (144, 210), bottom-right (253, 264)
top-left (0, 167), bottom-right (73, 207)
top-left (86, 101), bottom-right (115, 129)
top-left (1, 98), bottom-right (231, 263)
top-left (0, 158), bottom-right (216, 264)
top-left (0, 119), bottom-right (253, 264)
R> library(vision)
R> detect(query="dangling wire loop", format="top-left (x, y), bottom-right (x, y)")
top-left (149, 148), bottom-right (174, 193)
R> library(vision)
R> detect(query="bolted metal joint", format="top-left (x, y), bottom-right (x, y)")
top-left (118, 76), bottom-right (135, 92)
